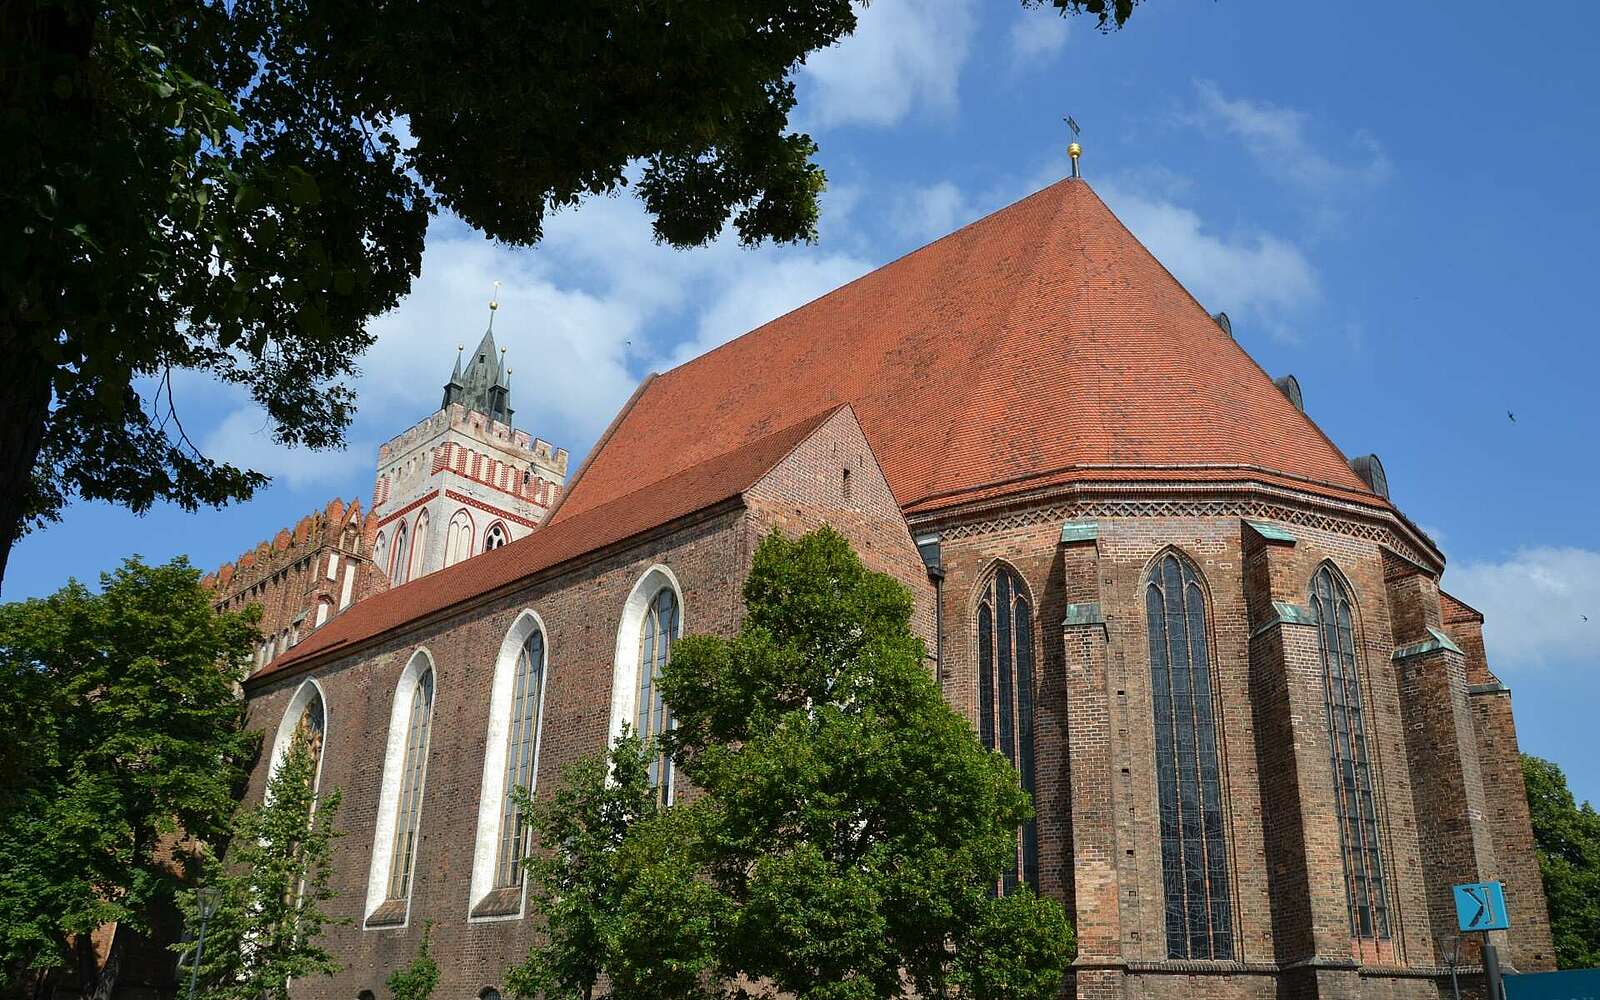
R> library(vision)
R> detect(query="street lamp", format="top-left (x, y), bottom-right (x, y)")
top-left (186, 885), bottom-right (222, 1000)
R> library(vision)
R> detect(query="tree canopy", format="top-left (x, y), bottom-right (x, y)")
top-left (0, 0), bottom-right (1139, 585)
top-left (1523, 754), bottom-right (1600, 969)
top-left (0, 556), bottom-right (258, 998)
top-left (511, 527), bottom-right (1074, 1000)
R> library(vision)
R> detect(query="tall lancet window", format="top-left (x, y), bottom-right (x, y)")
top-left (1311, 565), bottom-right (1391, 940)
top-left (294, 693), bottom-right (326, 787)
top-left (269, 681), bottom-right (328, 798)
top-left (1146, 552), bottom-right (1233, 960)
top-left (637, 587), bottom-right (679, 803)
top-left (976, 565), bottom-right (1038, 892)
top-left (387, 667), bottom-right (435, 900)
top-left (391, 522), bottom-right (411, 586)
top-left (411, 510), bottom-right (430, 578)
top-left (494, 628), bottom-right (546, 890)
top-left (444, 509), bottom-right (474, 567)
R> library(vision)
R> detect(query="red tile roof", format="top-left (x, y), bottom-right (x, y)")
top-left (250, 406), bottom-right (847, 682)
top-left (555, 177), bottom-right (1381, 528)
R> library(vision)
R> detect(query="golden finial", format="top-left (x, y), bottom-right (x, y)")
top-left (487, 280), bottom-right (502, 331)
top-left (1065, 115), bottom-right (1082, 179)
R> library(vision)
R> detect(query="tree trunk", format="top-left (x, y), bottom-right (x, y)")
top-left (0, 313), bottom-right (54, 592)
top-left (82, 929), bottom-right (123, 1000)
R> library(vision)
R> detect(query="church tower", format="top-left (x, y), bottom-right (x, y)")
top-left (369, 309), bottom-right (569, 587)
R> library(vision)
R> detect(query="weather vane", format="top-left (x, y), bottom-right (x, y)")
top-left (1064, 115), bottom-right (1083, 178)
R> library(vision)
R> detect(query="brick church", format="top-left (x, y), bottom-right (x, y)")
top-left (234, 174), bottom-right (1555, 1000)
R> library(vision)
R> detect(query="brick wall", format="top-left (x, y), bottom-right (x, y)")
top-left (240, 466), bottom-right (1547, 1000)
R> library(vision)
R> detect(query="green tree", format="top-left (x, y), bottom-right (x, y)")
top-left (386, 922), bottom-right (440, 1000)
top-left (507, 731), bottom-right (674, 1000)
top-left (1523, 754), bottom-right (1600, 969)
top-left (512, 527), bottom-right (1074, 1000)
top-left (0, 557), bottom-right (258, 999)
top-left (174, 731), bottom-right (345, 1000)
top-left (662, 526), bottom-right (1073, 1000)
top-left (0, 0), bottom-right (1138, 586)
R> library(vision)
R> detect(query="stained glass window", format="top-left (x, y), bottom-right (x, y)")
top-left (1311, 566), bottom-right (1391, 940)
top-left (1146, 553), bottom-right (1233, 960)
top-left (293, 692), bottom-right (326, 791)
top-left (637, 588), bottom-right (679, 804)
top-left (493, 629), bottom-right (546, 890)
top-left (976, 566), bottom-right (1038, 892)
top-left (387, 668), bottom-right (435, 900)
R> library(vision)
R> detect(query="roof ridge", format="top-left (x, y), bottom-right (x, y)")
top-left (1074, 182), bottom-right (1378, 504)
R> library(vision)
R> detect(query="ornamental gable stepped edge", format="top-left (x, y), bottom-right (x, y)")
top-left (231, 175), bottom-right (1555, 1000)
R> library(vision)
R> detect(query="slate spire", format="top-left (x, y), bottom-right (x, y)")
top-left (440, 295), bottom-right (514, 425)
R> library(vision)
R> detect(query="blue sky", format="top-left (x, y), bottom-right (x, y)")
top-left (12, 1), bottom-right (1600, 803)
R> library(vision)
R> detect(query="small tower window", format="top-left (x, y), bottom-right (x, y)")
top-left (842, 467), bottom-right (853, 501)
top-left (484, 522), bottom-right (509, 551)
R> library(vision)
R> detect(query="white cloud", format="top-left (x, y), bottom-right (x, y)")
top-left (1010, 9), bottom-right (1070, 65)
top-left (1446, 546), bottom-right (1600, 670)
top-left (1190, 80), bottom-right (1390, 193)
top-left (798, 0), bottom-right (977, 129)
top-left (1097, 181), bottom-right (1320, 339)
top-left (181, 183), bottom-right (877, 492)
top-left (201, 406), bottom-right (373, 489)
top-left (890, 181), bottom-right (976, 243)
top-left (672, 252), bottom-right (872, 367)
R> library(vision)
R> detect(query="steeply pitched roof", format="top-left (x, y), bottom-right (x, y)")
top-left (442, 326), bottom-right (513, 425)
top-left (554, 177), bottom-right (1381, 528)
top-left (250, 405), bottom-right (848, 682)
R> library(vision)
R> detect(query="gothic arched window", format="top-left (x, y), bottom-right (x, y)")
top-left (387, 666), bottom-right (435, 901)
top-left (390, 522), bottom-right (411, 586)
top-left (444, 509), bottom-right (474, 567)
top-left (484, 522), bottom-right (509, 552)
top-left (1146, 552), bottom-right (1233, 960)
top-left (411, 510), bottom-right (430, 578)
top-left (976, 565), bottom-right (1037, 892)
top-left (1311, 565), bottom-right (1391, 940)
top-left (269, 681), bottom-right (328, 797)
top-left (637, 587), bottom-right (679, 803)
top-left (494, 628), bottom-right (546, 890)
top-left (294, 691), bottom-right (326, 778)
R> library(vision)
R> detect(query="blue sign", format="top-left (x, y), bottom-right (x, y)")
top-left (1505, 968), bottom-right (1600, 1000)
top-left (1454, 881), bottom-right (1510, 932)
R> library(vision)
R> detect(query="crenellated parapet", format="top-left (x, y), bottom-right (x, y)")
top-left (205, 497), bottom-right (371, 597)
top-left (204, 497), bottom-right (382, 670)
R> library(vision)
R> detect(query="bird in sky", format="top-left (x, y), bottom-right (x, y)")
top-left (1508, 410), bottom-right (1517, 423)
top-left (1583, 615), bottom-right (1589, 622)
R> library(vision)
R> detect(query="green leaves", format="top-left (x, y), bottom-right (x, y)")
top-left (0, 558), bottom-right (259, 991)
top-left (386, 923), bottom-right (440, 1000)
top-left (1524, 754), bottom-right (1600, 969)
top-left (515, 528), bottom-right (1072, 1000)
top-left (174, 731), bottom-right (346, 1000)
